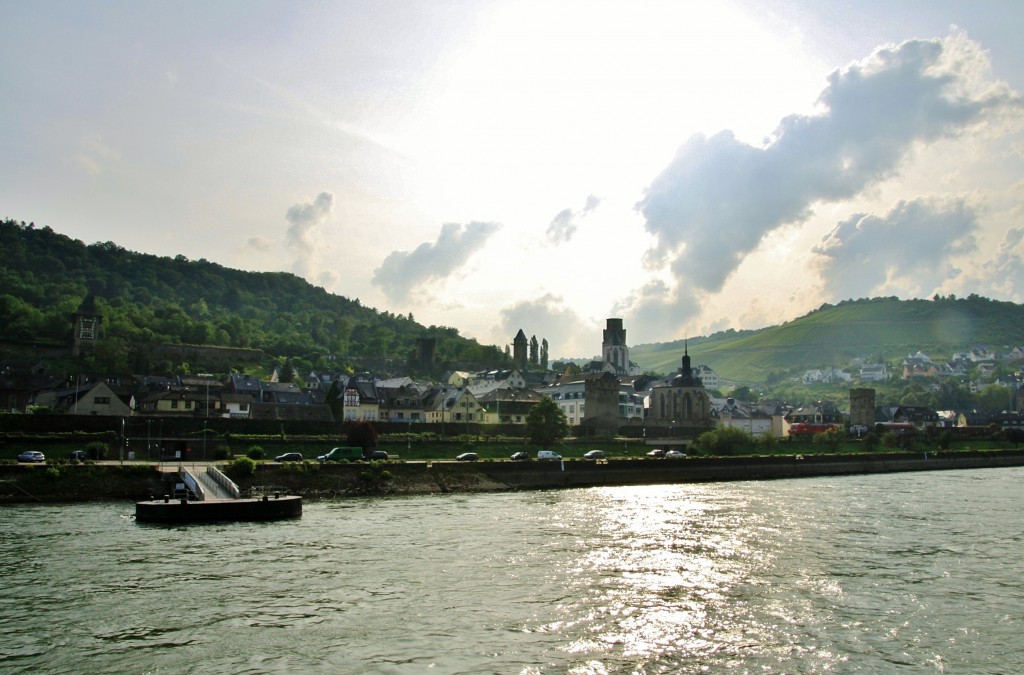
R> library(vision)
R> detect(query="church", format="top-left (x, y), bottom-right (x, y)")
top-left (645, 343), bottom-right (715, 433)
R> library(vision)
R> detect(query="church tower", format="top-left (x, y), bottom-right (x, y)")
top-left (602, 318), bottom-right (629, 374)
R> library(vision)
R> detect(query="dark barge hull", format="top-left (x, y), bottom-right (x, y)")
top-left (135, 495), bottom-right (302, 523)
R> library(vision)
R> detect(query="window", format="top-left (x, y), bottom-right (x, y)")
top-left (94, 396), bottom-right (110, 405)
top-left (171, 400), bottom-right (179, 409)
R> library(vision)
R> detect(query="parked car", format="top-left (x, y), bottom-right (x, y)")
top-left (510, 451), bottom-right (529, 461)
top-left (646, 449), bottom-right (666, 458)
top-left (17, 451), bottom-right (45, 463)
top-left (537, 450), bottom-right (562, 461)
top-left (367, 450), bottom-right (389, 461)
top-left (317, 446), bottom-right (364, 463)
top-left (665, 450), bottom-right (687, 459)
top-left (583, 450), bottom-right (605, 460)
top-left (455, 452), bottom-right (479, 461)
top-left (69, 450), bottom-right (89, 461)
top-left (275, 452), bottom-right (303, 462)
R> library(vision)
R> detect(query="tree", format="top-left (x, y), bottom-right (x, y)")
top-left (525, 397), bottom-right (570, 449)
top-left (541, 338), bottom-right (549, 370)
top-left (731, 385), bottom-right (752, 402)
top-left (694, 426), bottom-right (754, 456)
top-left (347, 421), bottom-right (379, 453)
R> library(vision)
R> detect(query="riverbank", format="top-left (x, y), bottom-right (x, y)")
top-left (3, 449), bottom-right (1024, 504)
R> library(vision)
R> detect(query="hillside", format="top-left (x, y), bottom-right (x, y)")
top-left (631, 296), bottom-right (1024, 384)
top-left (0, 219), bottom-right (507, 375)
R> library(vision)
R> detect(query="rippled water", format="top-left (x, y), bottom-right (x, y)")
top-left (1, 468), bottom-right (1022, 673)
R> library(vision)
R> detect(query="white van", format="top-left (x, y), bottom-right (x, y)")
top-left (537, 450), bottom-right (562, 461)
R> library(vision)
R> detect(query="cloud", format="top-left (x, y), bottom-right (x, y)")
top-left (245, 235), bottom-right (274, 252)
top-left (373, 221), bottom-right (501, 302)
top-left (978, 227), bottom-right (1024, 300)
top-left (73, 134), bottom-right (120, 175)
top-left (545, 194), bottom-right (600, 244)
top-left (632, 33), bottom-right (1019, 321)
top-left (614, 280), bottom-right (703, 345)
top-left (285, 192), bottom-right (334, 278)
top-left (812, 198), bottom-right (979, 299)
top-left (496, 294), bottom-right (592, 359)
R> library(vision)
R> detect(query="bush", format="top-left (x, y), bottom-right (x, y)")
top-left (813, 427), bottom-right (844, 451)
top-left (227, 456), bottom-right (256, 478)
top-left (695, 427), bottom-right (755, 456)
top-left (246, 445), bottom-right (265, 460)
top-left (85, 441), bottom-right (108, 460)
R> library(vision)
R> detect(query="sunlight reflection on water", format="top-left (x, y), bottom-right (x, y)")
top-left (1, 470), bottom-right (1023, 673)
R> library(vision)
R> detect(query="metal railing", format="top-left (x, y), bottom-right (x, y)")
top-left (180, 470), bottom-right (207, 501)
top-left (205, 465), bottom-right (241, 499)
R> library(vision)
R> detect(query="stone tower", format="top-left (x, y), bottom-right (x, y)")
top-left (513, 329), bottom-right (528, 370)
top-left (71, 293), bottom-right (102, 357)
top-left (849, 388), bottom-right (876, 430)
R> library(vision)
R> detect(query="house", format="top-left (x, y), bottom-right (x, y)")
top-left (220, 392), bottom-right (255, 418)
top-left (35, 379), bottom-right (133, 416)
top-left (341, 376), bottom-right (380, 421)
top-left (137, 387), bottom-right (208, 415)
top-left (859, 363), bottom-right (888, 382)
top-left (693, 364), bottom-right (719, 390)
top-left (476, 388), bottom-right (544, 425)
top-left (421, 387), bottom-right (485, 426)
top-left (470, 369), bottom-right (526, 389)
top-left (711, 398), bottom-right (777, 437)
top-left (0, 362), bottom-right (63, 413)
top-left (802, 369), bottom-right (824, 384)
top-left (377, 382), bottom-right (427, 423)
top-left (539, 379), bottom-right (587, 426)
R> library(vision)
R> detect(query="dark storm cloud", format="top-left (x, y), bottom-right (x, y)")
top-left (373, 221), bottom-right (501, 302)
top-left (633, 35), bottom-right (1017, 317)
top-left (813, 198), bottom-right (978, 299)
top-left (546, 194), bottom-right (600, 244)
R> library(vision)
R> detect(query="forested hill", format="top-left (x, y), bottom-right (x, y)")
top-left (631, 296), bottom-right (1024, 384)
top-left (0, 219), bottom-right (507, 375)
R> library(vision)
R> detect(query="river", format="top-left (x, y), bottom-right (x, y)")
top-left (1, 468), bottom-right (1022, 673)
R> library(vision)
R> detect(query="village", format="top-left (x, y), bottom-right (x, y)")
top-left (4, 313), bottom-right (1024, 445)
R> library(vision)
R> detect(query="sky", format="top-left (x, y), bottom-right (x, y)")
top-left (3, 1), bottom-right (1024, 360)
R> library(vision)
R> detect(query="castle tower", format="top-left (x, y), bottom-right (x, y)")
top-left (849, 388), bottom-right (876, 430)
top-left (513, 329), bottom-right (528, 370)
top-left (71, 294), bottom-right (102, 357)
top-left (602, 318), bottom-right (629, 374)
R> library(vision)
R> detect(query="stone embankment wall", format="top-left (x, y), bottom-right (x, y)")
top-left (233, 449), bottom-right (1024, 498)
top-left (3, 450), bottom-right (1024, 504)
